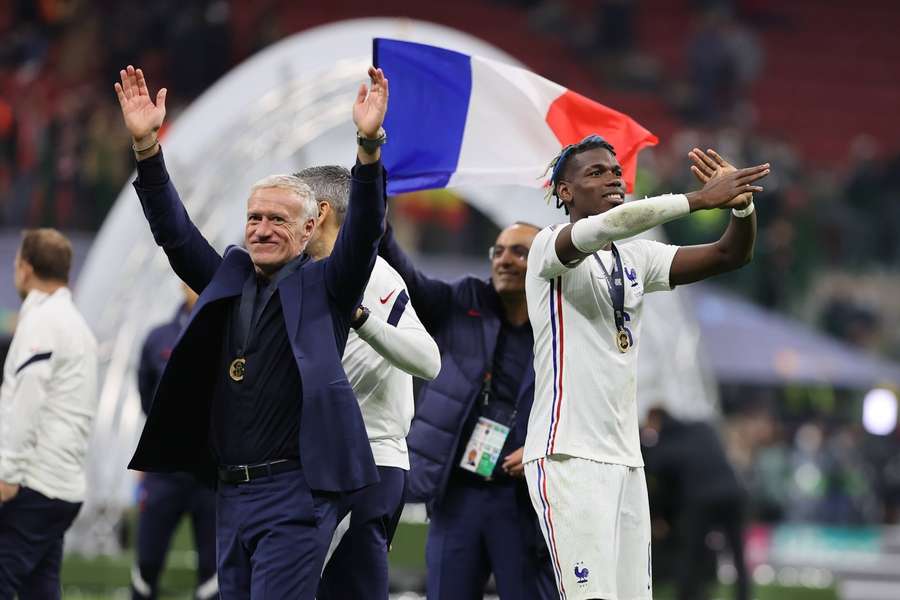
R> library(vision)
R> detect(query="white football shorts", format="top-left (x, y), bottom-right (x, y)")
top-left (525, 456), bottom-right (653, 600)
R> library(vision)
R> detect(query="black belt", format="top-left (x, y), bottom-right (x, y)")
top-left (217, 459), bottom-right (301, 484)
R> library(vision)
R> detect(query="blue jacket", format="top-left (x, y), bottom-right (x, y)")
top-left (127, 151), bottom-right (384, 493)
top-left (379, 227), bottom-right (535, 506)
top-left (137, 305), bottom-right (189, 416)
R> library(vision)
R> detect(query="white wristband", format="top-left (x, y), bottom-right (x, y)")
top-left (732, 202), bottom-right (755, 218)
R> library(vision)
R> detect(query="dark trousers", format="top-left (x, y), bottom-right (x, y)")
top-left (0, 487), bottom-right (81, 600)
top-left (677, 495), bottom-right (750, 600)
top-left (132, 473), bottom-right (217, 599)
top-left (216, 468), bottom-right (344, 599)
top-left (319, 466), bottom-right (407, 600)
top-left (426, 477), bottom-right (557, 600)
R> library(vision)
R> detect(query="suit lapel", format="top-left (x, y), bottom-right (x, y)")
top-left (278, 267), bottom-right (303, 350)
top-left (195, 248), bottom-right (251, 310)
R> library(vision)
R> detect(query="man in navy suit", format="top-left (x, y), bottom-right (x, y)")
top-left (113, 64), bottom-right (390, 599)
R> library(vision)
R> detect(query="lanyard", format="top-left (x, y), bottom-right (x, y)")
top-left (592, 243), bottom-right (626, 335)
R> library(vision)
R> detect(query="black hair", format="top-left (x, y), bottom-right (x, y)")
top-left (544, 134), bottom-right (617, 214)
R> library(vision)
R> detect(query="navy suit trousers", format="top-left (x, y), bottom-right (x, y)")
top-left (0, 487), bottom-right (81, 600)
top-left (426, 478), bottom-right (557, 600)
top-left (215, 468), bottom-right (344, 599)
top-left (319, 466), bottom-right (407, 600)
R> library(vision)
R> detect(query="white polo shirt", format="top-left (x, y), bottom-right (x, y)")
top-left (523, 225), bottom-right (678, 467)
top-left (342, 257), bottom-right (440, 470)
top-left (0, 288), bottom-right (99, 503)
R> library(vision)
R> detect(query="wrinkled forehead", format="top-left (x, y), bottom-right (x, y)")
top-left (495, 224), bottom-right (539, 247)
top-left (247, 186), bottom-right (303, 217)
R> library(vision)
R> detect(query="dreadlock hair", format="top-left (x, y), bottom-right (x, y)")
top-left (543, 134), bottom-right (617, 215)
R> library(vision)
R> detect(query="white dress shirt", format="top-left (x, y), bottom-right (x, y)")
top-left (342, 257), bottom-right (441, 470)
top-left (0, 288), bottom-right (98, 502)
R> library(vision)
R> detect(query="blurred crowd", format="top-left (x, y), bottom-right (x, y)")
top-left (2, 0), bottom-right (899, 527)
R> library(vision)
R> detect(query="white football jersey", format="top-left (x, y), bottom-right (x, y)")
top-left (342, 257), bottom-right (434, 470)
top-left (523, 225), bottom-right (678, 467)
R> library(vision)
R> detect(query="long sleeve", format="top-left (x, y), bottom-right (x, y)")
top-left (324, 160), bottom-right (387, 315)
top-left (0, 369), bottom-right (49, 483)
top-left (355, 308), bottom-right (441, 381)
top-left (378, 224), bottom-right (453, 332)
top-left (0, 318), bottom-right (53, 483)
top-left (132, 150), bottom-right (223, 294)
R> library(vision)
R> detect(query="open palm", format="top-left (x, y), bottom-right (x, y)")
top-left (689, 148), bottom-right (754, 208)
top-left (353, 67), bottom-right (389, 138)
top-left (114, 65), bottom-right (167, 140)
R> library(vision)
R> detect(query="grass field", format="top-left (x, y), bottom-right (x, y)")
top-left (60, 517), bottom-right (838, 599)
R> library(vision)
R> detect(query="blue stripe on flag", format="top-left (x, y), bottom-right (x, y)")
top-left (374, 38), bottom-right (472, 195)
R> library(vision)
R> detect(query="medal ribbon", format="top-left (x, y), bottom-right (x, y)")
top-left (592, 243), bottom-right (627, 337)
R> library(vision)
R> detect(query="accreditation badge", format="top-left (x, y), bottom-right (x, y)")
top-left (459, 416), bottom-right (511, 478)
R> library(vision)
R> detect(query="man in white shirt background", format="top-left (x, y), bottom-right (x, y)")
top-left (0, 228), bottom-right (99, 599)
top-left (523, 138), bottom-right (769, 600)
top-left (299, 165), bottom-right (441, 600)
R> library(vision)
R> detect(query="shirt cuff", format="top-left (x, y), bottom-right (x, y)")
top-left (352, 159), bottom-right (383, 182)
top-left (135, 149), bottom-right (170, 188)
top-left (355, 312), bottom-right (384, 341)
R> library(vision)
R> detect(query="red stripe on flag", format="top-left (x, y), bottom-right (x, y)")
top-left (545, 89), bottom-right (658, 192)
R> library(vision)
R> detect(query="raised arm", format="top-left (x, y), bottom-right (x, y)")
top-left (114, 65), bottom-right (221, 293)
top-left (553, 161), bottom-right (769, 266)
top-left (669, 149), bottom-right (757, 286)
top-left (378, 224), bottom-right (453, 332)
top-left (325, 67), bottom-right (389, 314)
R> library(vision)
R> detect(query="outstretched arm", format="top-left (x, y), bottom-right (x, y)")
top-left (325, 67), bottom-right (389, 314)
top-left (553, 161), bottom-right (770, 266)
top-left (114, 66), bottom-right (221, 293)
top-left (669, 149), bottom-right (757, 286)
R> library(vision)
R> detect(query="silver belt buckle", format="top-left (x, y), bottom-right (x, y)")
top-left (240, 465), bottom-right (250, 483)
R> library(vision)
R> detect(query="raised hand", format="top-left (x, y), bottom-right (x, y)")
top-left (686, 151), bottom-right (769, 211)
top-left (353, 67), bottom-right (389, 138)
top-left (114, 65), bottom-right (167, 143)
top-left (689, 148), bottom-right (753, 209)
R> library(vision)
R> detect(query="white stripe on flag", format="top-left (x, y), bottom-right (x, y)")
top-left (448, 56), bottom-right (565, 189)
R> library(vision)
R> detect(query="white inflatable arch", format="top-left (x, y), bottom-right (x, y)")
top-left (73, 18), bottom-right (715, 553)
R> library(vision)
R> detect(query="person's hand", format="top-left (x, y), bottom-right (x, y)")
top-left (353, 67), bottom-right (388, 139)
top-left (114, 65), bottom-right (167, 147)
top-left (689, 148), bottom-right (753, 209)
top-left (501, 447), bottom-right (526, 478)
top-left (686, 155), bottom-right (769, 211)
top-left (0, 481), bottom-right (20, 503)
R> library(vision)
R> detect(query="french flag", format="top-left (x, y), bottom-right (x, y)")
top-left (374, 38), bottom-right (658, 196)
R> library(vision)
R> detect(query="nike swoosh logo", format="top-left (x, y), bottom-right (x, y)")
top-left (379, 289), bottom-right (397, 304)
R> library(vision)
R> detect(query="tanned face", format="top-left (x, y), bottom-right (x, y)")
top-left (245, 187), bottom-right (315, 276)
top-left (556, 147), bottom-right (625, 222)
top-left (490, 224), bottom-right (539, 297)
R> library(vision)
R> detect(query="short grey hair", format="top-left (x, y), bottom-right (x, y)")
top-left (293, 166), bottom-right (351, 223)
top-left (249, 174), bottom-right (318, 220)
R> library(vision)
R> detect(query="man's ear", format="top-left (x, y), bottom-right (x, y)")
top-left (557, 180), bottom-right (573, 203)
top-left (317, 201), bottom-right (331, 226)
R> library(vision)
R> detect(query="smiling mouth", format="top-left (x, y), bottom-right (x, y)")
top-left (603, 191), bottom-right (625, 204)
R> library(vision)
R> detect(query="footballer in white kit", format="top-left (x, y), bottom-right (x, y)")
top-left (523, 136), bottom-right (771, 600)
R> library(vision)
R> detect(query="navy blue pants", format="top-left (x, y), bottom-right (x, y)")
top-left (0, 487), bottom-right (81, 600)
top-left (216, 468), bottom-right (344, 599)
top-left (319, 466), bottom-right (407, 600)
top-left (132, 473), bottom-right (217, 599)
top-left (426, 477), bottom-right (557, 600)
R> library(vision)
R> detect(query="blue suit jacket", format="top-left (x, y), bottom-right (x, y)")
top-left (127, 151), bottom-right (384, 493)
top-left (379, 227), bottom-right (535, 506)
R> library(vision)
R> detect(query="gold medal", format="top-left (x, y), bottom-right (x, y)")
top-left (229, 358), bottom-right (246, 382)
top-left (615, 330), bottom-right (630, 353)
